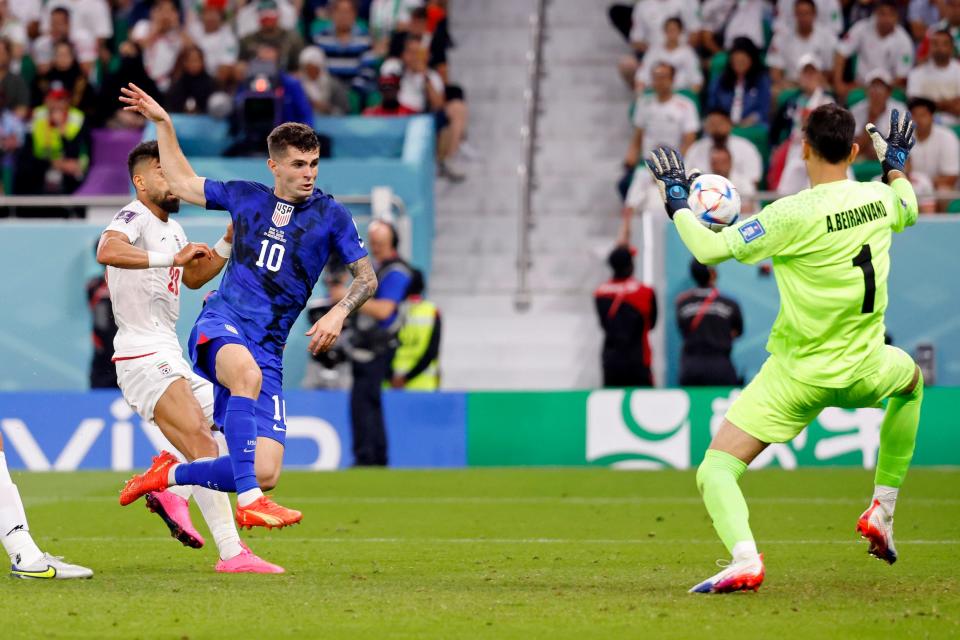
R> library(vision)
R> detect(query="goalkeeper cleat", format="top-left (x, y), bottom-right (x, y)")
top-left (215, 543), bottom-right (285, 574)
top-left (235, 496), bottom-right (302, 530)
top-left (120, 451), bottom-right (176, 506)
top-left (146, 490), bottom-right (205, 549)
top-left (11, 553), bottom-right (93, 580)
top-left (689, 554), bottom-right (765, 594)
top-left (857, 499), bottom-right (898, 565)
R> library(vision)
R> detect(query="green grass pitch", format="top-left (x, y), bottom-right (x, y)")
top-left (1, 468), bottom-right (957, 639)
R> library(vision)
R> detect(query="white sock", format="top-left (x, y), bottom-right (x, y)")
top-left (731, 540), bottom-right (760, 563)
top-left (191, 485), bottom-right (243, 560)
top-left (0, 453), bottom-right (43, 567)
top-left (237, 488), bottom-right (263, 507)
top-left (166, 485), bottom-right (192, 501)
top-left (873, 485), bottom-right (899, 515)
top-left (167, 464), bottom-right (181, 486)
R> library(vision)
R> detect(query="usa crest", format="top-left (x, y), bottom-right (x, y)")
top-left (272, 202), bottom-right (294, 227)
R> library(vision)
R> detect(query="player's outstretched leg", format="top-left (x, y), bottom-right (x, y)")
top-left (0, 446), bottom-right (92, 579)
top-left (857, 365), bottom-right (923, 565)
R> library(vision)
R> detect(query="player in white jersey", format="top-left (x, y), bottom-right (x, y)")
top-left (97, 140), bottom-right (281, 573)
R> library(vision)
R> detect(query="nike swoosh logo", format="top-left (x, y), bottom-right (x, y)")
top-left (272, 424), bottom-right (286, 432)
top-left (242, 448), bottom-right (255, 453)
top-left (11, 565), bottom-right (57, 579)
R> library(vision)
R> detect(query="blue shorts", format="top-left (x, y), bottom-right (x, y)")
top-left (188, 308), bottom-right (288, 445)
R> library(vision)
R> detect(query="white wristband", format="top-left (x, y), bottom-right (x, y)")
top-left (147, 251), bottom-right (174, 268)
top-left (214, 237), bottom-right (232, 259)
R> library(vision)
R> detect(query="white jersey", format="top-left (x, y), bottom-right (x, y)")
top-left (103, 200), bottom-right (187, 359)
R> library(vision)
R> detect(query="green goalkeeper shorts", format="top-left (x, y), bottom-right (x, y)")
top-left (726, 345), bottom-right (917, 444)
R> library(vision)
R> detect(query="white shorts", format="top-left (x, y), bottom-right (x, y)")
top-left (115, 350), bottom-right (214, 425)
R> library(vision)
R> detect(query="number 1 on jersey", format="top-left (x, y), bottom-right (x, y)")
top-left (256, 239), bottom-right (285, 272)
top-left (852, 244), bottom-right (875, 314)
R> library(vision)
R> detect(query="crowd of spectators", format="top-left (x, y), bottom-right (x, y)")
top-left (0, 0), bottom-right (466, 201)
top-left (612, 0), bottom-right (960, 221)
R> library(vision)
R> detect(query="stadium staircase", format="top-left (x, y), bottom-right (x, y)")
top-left (432, 0), bottom-right (632, 389)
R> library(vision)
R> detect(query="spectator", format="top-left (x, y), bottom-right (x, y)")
top-left (834, 0), bottom-right (913, 99)
top-left (303, 263), bottom-right (354, 390)
top-left (766, 0), bottom-right (838, 95)
top-left (32, 7), bottom-right (97, 77)
top-left (93, 40), bottom-right (160, 129)
top-left (843, 0), bottom-right (877, 29)
top-left (313, 0), bottom-right (379, 100)
top-left (130, 0), bottom-right (185, 92)
top-left (0, 38), bottom-right (28, 121)
top-left (31, 41), bottom-right (95, 116)
top-left (166, 45), bottom-right (217, 114)
top-left (594, 246), bottom-right (657, 388)
top-left (684, 109), bottom-right (763, 191)
top-left (776, 0), bottom-right (844, 36)
top-left (186, 3), bottom-right (239, 86)
top-left (772, 53), bottom-right (835, 194)
top-left (369, 0), bottom-right (422, 55)
top-left (907, 97), bottom-right (960, 208)
top-left (87, 240), bottom-right (118, 389)
top-left (700, 0), bottom-right (766, 55)
top-left (363, 72), bottom-right (417, 116)
top-left (389, 6), bottom-right (452, 76)
top-left (41, 0), bottom-right (112, 53)
top-left (676, 260), bottom-right (742, 386)
top-left (909, 0), bottom-right (941, 42)
top-left (16, 83), bottom-right (87, 196)
top-left (8, 0), bottom-right (40, 42)
top-left (236, 0), bottom-right (299, 39)
top-left (917, 0), bottom-right (960, 58)
top-left (617, 0), bottom-right (700, 87)
top-left (390, 269), bottom-right (442, 391)
top-left (239, 0), bottom-right (304, 73)
top-left (852, 69), bottom-right (906, 161)
top-left (347, 220), bottom-right (412, 466)
top-left (239, 42), bottom-right (313, 126)
top-left (770, 53), bottom-right (834, 146)
top-left (0, 0), bottom-right (26, 68)
top-left (623, 62), bottom-right (698, 171)
top-left (706, 37), bottom-right (771, 128)
top-left (298, 45), bottom-right (350, 115)
top-left (636, 18), bottom-right (702, 93)
top-left (907, 30), bottom-right (960, 125)
top-left (0, 91), bottom-right (25, 192)
top-left (708, 145), bottom-right (757, 214)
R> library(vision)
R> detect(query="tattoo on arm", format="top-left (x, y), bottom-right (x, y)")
top-left (337, 256), bottom-right (378, 315)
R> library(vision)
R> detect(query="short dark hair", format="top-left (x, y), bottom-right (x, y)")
top-left (795, 0), bottom-right (817, 11)
top-left (407, 268), bottom-right (425, 296)
top-left (51, 7), bottom-right (70, 20)
top-left (411, 7), bottom-right (428, 20)
top-left (267, 122), bottom-right (320, 158)
top-left (690, 259), bottom-right (712, 287)
top-left (876, 0), bottom-right (898, 11)
top-left (908, 96), bottom-right (936, 114)
top-left (608, 246), bottom-right (633, 279)
top-left (652, 62), bottom-right (675, 79)
top-left (804, 103), bottom-right (855, 164)
top-left (127, 140), bottom-right (160, 179)
top-left (705, 107), bottom-right (732, 120)
top-left (664, 16), bottom-right (683, 31)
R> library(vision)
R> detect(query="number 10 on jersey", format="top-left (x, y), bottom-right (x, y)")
top-left (256, 239), bottom-right (285, 272)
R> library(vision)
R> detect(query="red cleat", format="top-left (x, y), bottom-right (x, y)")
top-left (857, 499), bottom-right (898, 564)
top-left (235, 496), bottom-right (302, 529)
top-left (119, 451), bottom-right (176, 506)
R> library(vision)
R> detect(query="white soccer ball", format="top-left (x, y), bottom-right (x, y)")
top-left (688, 174), bottom-right (741, 232)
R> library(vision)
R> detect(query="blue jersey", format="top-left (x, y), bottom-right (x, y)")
top-left (201, 179), bottom-right (368, 354)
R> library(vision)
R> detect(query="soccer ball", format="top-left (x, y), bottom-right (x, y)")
top-left (688, 174), bottom-right (741, 231)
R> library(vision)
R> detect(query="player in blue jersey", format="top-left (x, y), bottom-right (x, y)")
top-left (117, 83), bottom-right (378, 528)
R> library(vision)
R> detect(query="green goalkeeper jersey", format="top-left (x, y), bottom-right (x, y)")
top-left (719, 178), bottom-right (918, 388)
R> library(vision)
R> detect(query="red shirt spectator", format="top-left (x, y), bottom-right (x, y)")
top-left (363, 75), bottom-right (417, 116)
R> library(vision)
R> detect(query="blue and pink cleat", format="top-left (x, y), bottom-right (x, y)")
top-left (689, 554), bottom-right (765, 594)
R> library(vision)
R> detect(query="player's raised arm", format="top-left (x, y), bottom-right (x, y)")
top-left (646, 147), bottom-right (734, 265)
top-left (119, 83), bottom-right (207, 206)
top-left (182, 222), bottom-right (233, 289)
top-left (306, 255), bottom-right (378, 354)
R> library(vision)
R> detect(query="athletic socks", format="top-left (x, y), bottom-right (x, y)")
top-left (696, 449), bottom-right (757, 558)
top-left (166, 484), bottom-right (192, 501)
top-left (173, 456), bottom-right (237, 492)
top-left (223, 397), bottom-right (263, 506)
top-left (875, 372), bottom-right (923, 489)
top-left (873, 485), bottom-right (899, 516)
top-left (0, 452), bottom-right (43, 567)
top-left (190, 483), bottom-right (244, 561)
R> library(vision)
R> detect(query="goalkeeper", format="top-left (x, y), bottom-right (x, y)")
top-left (646, 103), bottom-right (923, 594)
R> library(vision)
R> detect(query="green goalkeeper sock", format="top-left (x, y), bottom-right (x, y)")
top-left (696, 449), bottom-right (755, 559)
top-left (875, 371), bottom-right (923, 488)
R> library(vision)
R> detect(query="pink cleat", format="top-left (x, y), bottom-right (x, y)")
top-left (215, 543), bottom-right (285, 574)
top-left (145, 491), bottom-right (205, 549)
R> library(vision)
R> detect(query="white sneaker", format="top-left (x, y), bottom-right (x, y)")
top-left (857, 499), bottom-right (898, 564)
top-left (11, 553), bottom-right (94, 579)
top-left (689, 553), bottom-right (765, 594)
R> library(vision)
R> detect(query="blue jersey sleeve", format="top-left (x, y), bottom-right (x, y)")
top-left (204, 180), bottom-right (245, 212)
top-left (329, 202), bottom-right (368, 265)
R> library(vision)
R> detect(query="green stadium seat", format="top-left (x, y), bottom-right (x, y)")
top-left (852, 160), bottom-right (882, 182)
top-left (846, 87), bottom-right (866, 108)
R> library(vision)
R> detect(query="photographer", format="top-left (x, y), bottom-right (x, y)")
top-left (302, 261), bottom-right (354, 390)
